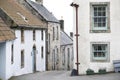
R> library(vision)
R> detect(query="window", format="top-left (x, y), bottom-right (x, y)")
top-left (41, 30), bottom-right (44, 40)
top-left (90, 2), bottom-right (110, 32)
top-left (56, 26), bottom-right (59, 40)
top-left (91, 42), bottom-right (110, 61)
top-left (41, 46), bottom-right (44, 58)
top-left (62, 48), bottom-right (65, 65)
top-left (21, 28), bottom-right (24, 43)
top-left (53, 27), bottom-right (55, 40)
top-left (21, 50), bottom-right (24, 68)
top-left (57, 48), bottom-right (59, 62)
top-left (33, 30), bottom-right (36, 41)
top-left (11, 44), bottom-right (14, 64)
top-left (48, 33), bottom-right (50, 52)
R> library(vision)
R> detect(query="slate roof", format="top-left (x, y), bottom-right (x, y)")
top-left (0, 0), bottom-right (46, 28)
top-left (26, 0), bottom-right (59, 23)
top-left (60, 31), bottom-right (73, 46)
top-left (0, 17), bottom-right (15, 42)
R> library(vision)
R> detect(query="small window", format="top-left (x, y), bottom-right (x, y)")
top-left (56, 48), bottom-right (59, 63)
top-left (33, 30), bottom-right (36, 41)
top-left (41, 30), bottom-right (44, 40)
top-left (62, 48), bottom-right (65, 65)
top-left (41, 46), bottom-right (44, 58)
top-left (56, 26), bottom-right (59, 40)
top-left (91, 42), bottom-right (109, 61)
top-left (21, 28), bottom-right (24, 43)
top-left (21, 50), bottom-right (24, 68)
top-left (11, 44), bottom-right (14, 64)
top-left (48, 33), bottom-right (50, 52)
top-left (53, 27), bottom-right (55, 40)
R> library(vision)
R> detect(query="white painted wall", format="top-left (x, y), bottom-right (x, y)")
top-left (47, 22), bottom-right (61, 70)
top-left (0, 42), bottom-right (6, 80)
top-left (3, 29), bottom-right (46, 80)
top-left (73, 0), bottom-right (120, 74)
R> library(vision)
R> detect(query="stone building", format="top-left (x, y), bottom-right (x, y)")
top-left (60, 30), bottom-right (73, 70)
top-left (72, 0), bottom-right (120, 74)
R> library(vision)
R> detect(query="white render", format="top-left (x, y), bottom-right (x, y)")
top-left (73, 0), bottom-right (120, 74)
top-left (0, 42), bottom-right (7, 80)
top-left (0, 29), bottom-right (46, 80)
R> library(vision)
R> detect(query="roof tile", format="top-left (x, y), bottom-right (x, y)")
top-left (0, 0), bottom-right (47, 28)
top-left (0, 17), bottom-right (15, 42)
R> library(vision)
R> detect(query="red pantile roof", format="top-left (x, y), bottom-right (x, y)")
top-left (0, 0), bottom-right (47, 28)
top-left (0, 17), bottom-right (15, 42)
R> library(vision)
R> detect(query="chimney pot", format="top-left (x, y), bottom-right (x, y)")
top-left (35, 0), bottom-right (43, 4)
top-left (59, 20), bottom-right (64, 31)
top-left (70, 32), bottom-right (73, 38)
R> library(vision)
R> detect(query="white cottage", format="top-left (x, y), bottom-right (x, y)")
top-left (0, 0), bottom-right (47, 79)
top-left (72, 0), bottom-right (120, 74)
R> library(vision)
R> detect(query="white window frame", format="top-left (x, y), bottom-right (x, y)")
top-left (90, 2), bottom-right (110, 33)
top-left (92, 5), bottom-right (108, 30)
top-left (91, 42), bottom-right (110, 62)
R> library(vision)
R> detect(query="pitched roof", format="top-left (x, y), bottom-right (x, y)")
top-left (0, 17), bottom-right (15, 42)
top-left (0, 0), bottom-right (47, 28)
top-left (26, 0), bottom-right (59, 23)
top-left (60, 31), bottom-right (73, 46)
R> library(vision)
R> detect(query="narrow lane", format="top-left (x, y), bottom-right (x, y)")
top-left (9, 71), bottom-right (120, 80)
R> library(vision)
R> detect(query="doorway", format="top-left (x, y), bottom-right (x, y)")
top-left (32, 45), bottom-right (36, 72)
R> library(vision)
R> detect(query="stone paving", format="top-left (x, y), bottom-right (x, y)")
top-left (9, 71), bottom-right (120, 80)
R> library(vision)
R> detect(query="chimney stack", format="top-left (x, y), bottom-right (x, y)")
top-left (17, 0), bottom-right (24, 4)
top-left (70, 32), bottom-right (73, 38)
top-left (35, 0), bottom-right (43, 4)
top-left (59, 19), bottom-right (64, 31)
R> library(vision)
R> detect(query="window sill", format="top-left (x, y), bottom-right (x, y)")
top-left (90, 30), bottom-right (111, 33)
top-left (91, 59), bottom-right (109, 62)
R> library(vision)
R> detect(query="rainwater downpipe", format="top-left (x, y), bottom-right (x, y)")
top-left (70, 3), bottom-right (80, 75)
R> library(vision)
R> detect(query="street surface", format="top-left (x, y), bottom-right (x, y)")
top-left (9, 71), bottom-right (120, 80)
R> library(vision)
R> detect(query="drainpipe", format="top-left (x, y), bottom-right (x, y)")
top-left (70, 3), bottom-right (80, 75)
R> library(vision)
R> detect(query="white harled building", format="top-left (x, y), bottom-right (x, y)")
top-left (72, 0), bottom-right (120, 74)
top-left (0, 0), bottom-right (47, 79)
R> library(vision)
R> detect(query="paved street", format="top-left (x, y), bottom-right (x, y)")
top-left (9, 71), bottom-right (120, 80)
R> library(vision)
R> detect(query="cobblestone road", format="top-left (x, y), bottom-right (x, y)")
top-left (9, 71), bottom-right (120, 80)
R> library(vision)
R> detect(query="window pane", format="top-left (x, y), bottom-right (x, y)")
top-left (102, 7), bottom-right (106, 11)
top-left (94, 7), bottom-right (97, 11)
top-left (98, 12), bottom-right (102, 16)
top-left (102, 18), bottom-right (106, 22)
top-left (94, 23), bottom-right (98, 27)
top-left (94, 52), bottom-right (97, 57)
top-left (98, 7), bottom-right (102, 11)
top-left (94, 12), bottom-right (97, 16)
top-left (103, 23), bottom-right (106, 27)
top-left (94, 18), bottom-right (97, 22)
top-left (102, 12), bottom-right (106, 16)
top-left (98, 18), bottom-right (101, 22)
top-left (98, 23), bottom-right (102, 27)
